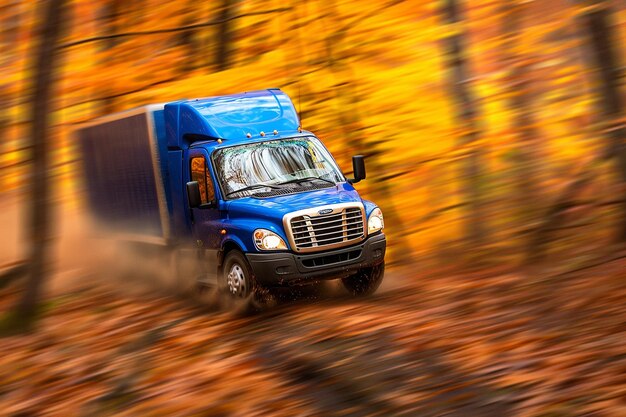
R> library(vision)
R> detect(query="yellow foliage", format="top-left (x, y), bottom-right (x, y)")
top-left (0, 0), bottom-right (624, 255)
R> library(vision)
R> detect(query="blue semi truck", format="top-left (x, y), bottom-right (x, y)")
top-left (78, 89), bottom-right (386, 300)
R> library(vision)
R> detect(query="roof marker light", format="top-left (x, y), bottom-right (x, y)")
top-left (246, 133), bottom-right (252, 138)
top-left (273, 130), bottom-right (278, 135)
top-left (260, 131), bottom-right (266, 137)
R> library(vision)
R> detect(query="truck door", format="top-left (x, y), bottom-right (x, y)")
top-left (187, 149), bottom-right (221, 284)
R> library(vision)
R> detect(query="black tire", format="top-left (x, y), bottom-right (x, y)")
top-left (220, 251), bottom-right (277, 313)
top-left (222, 250), bottom-right (255, 299)
top-left (341, 262), bottom-right (385, 296)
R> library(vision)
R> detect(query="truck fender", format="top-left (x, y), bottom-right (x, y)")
top-left (362, 199), bottom-right (379, 218)
top-left (218, 237), bottom-right (247, 275)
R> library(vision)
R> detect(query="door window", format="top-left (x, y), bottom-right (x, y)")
top-left (190, 156), bottom-right (216, 204)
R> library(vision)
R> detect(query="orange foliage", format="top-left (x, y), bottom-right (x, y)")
top-left (1, 0), bottom-right (625, 257)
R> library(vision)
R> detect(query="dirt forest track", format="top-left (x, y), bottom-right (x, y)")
top-left (1, 253), bottom-right (625, 416)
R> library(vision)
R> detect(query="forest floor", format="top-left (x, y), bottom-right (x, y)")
top-left (0, 251), bottom-right (625, 416)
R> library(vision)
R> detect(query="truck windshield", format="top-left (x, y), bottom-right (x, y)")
top-left (213, 136), bottom-right (344, 198)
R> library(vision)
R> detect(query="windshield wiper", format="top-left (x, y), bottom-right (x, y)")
top-left (276, 176), bottom-right (335, 187)
top-left (226, 183), bottom-right (280, 198)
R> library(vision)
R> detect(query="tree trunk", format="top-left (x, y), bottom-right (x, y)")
top-left (215, 0), bottom-right (236, 71)
top-left (0, 0), bottom-right (21, 139)
top-left (441, 0), bottom-right (486, 247)
top-left (500, 1), bottom-right (540, 215)
top-left (527, 1), bottom-right (625, 263)
top-left (178, 13), bottom-right (198, 74)
top-left (99, 0), bottom-right (123, 114)
top-left (15, 0), bottom-right (67, 318)
top-left (579, 1), bottom-right (626, 242)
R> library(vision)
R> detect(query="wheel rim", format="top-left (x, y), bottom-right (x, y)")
top-left (226, 263), bottom-right (247, 297)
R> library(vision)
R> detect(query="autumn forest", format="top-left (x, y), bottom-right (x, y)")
top-left (1, 0), bottom-right (625, 415)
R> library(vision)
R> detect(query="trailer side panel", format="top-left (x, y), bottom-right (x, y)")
top-left (79, 111), bottom-right (165, 238)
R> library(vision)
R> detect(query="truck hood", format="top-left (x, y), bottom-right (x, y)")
top-left (226, 182), bottom-right (362, 220)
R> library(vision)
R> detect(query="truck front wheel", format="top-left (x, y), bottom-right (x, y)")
top-left (222, 250), bottom-right (255, 299)
top-left (341, 263), bottom-right (385, 296)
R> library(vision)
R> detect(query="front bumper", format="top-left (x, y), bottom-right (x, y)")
top-left (246, 233), bottom-right (386, 286)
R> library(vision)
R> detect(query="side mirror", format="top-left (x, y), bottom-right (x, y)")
top-left (186, 181), bottom-right (201, 209)
top-left (349, 155), bottom-right (366, 184)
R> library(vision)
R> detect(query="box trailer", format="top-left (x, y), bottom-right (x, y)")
top-left (78, 105), bottom-right (171, 242)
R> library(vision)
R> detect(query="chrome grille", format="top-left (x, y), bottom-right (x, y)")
top-left (285, 204), bottom-right (365, 252)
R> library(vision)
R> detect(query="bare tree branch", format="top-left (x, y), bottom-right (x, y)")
top-left (526, 155), bottom-right (609, 264)
top-left (60, 8), bottom-right (292, 49)
top-left (0, 262), bottom-right (29, 289)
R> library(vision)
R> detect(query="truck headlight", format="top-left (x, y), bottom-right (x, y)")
top-left (253, 229), bottom-right (288, 250)
top-left (367, 207), bottom-right (384, 234)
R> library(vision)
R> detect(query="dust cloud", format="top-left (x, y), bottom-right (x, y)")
top-left (0, 192), bottom-right (204, 301)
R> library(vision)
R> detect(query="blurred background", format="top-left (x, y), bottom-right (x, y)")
top-left (0, 0), bottom-right (625, 415)
top-left (1, 0), bottom-right (625, 263)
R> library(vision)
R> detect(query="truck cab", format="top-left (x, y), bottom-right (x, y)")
top-left (78, 89), bottom-right (386, 300)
